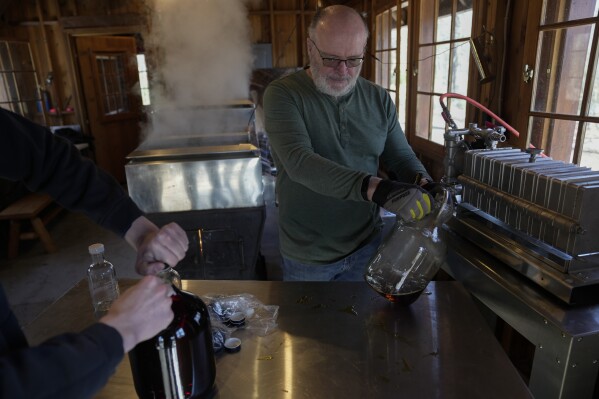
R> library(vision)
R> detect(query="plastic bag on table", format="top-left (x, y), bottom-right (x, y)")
top-left (202, 293), bottom-right (279, 337)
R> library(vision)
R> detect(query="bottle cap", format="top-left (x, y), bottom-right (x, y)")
top-left (88, 243), bottom-right (105, 255)
top-left (225, 312), bottom-right (246, 328)
top-left (224, 337), bottom-right (241, 353)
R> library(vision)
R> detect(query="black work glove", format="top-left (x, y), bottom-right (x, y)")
top-left (372, 179), bottom-right (432, 221)
top-left (422, 181), bottom-right (445, 200)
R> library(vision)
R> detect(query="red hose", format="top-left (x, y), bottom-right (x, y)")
top-left (439, 92), bottom-right (545, 153)
top-left (439, 92), bottom-right (520, 137)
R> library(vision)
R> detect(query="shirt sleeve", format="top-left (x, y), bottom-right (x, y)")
top-left (0, 108), bottom-right (143, 236)
top-left (0, 323), bottom-right (124, 399)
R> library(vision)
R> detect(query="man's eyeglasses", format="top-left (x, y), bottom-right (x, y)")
top-left (308, 38), bottom-right (364, 68)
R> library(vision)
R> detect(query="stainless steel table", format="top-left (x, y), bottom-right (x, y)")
top-left (24, 279), bottom-right (531, 398)
top-left (444, 230), bottom-right (599, 399)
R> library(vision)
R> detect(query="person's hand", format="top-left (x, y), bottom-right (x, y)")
top-left (422, 181), bottom-right (445, 199)
top-left (372, 179), bottom-right (432, 221)
top-left (99, 275), bottom-right (174, 352)
top-left (125, 216), bottom-right (189, 275)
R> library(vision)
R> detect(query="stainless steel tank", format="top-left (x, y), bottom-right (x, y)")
top-left (125, 101), bottom-right (265, 280)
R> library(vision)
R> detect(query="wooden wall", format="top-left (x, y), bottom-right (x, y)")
top-left (0, 0), bottom-right (352, 130)
top-left (0, 0), bottom-right (147, 128)
top-left (248, 0), bottom-right (318, 68)
top-left (0, 0), bottom-right (523, 181)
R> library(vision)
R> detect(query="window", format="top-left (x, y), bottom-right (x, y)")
top-left (136, 54), bottom-right (151, 106)
top-left (374, 2), bottom-right (409, 129)
top-left (412, 0), bottom-right (473, 145)
top-left (528, 0), bottom-right (599, 169)
top-left (95, 54), bottom-right (130, 116)
top-left (0, 41), bottom-right (44, 124)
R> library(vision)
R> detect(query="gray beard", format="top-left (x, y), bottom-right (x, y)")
top-left (312, 66), bottom-right (360, 98)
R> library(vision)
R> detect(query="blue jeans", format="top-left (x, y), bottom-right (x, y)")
top-left (281, 233), bottom-right (383, 282)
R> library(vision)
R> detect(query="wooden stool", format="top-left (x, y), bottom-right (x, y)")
top-left (0, 193), bottom-right (62, 259)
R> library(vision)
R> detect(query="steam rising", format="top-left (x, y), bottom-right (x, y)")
top-left (142, 0), bottom-right (256, 141)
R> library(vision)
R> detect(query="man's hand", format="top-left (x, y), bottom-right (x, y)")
top-left (371, 179), bottom-right (432, 221)
top-left (125, 216), bottom-right (189, 275)
top-left (100, 275), bottom-right (174, 352)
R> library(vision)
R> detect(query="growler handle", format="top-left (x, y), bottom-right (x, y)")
top-left (429, 187), bottom-right (454, 227)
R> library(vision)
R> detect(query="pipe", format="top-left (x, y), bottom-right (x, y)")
top-left (439, 92), bottom-right (544, 155)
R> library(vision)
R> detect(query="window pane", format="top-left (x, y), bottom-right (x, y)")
top-left (529, 116), bottom-right (578, 162)
top-left (542, 0), bottom-right (599, 25)
top-left (398, 24), bottom-right (409, 130)
top-left (136, 54), bottom-right (147, 71)
top-left (589, 57), bottom-right (599, 116)
top-left (0, 43), bottom-right (11, 71)
top-left (96, 54), bottom-right (130, 116)
top-left (376, 13), bottom-right (383, 49)
top-left (381, 51), bottom-right (390, 89)
top-left (0, 41), bottom-right (42, 122)
top-left (417, 45), bottom-right (434, 92)
top-left (139, 71), bottom-right (148, 88)
top-left (14, 72), bottom-right (38, 101)
top-left (580, 122), bottom-right (599, 169)
top-left (391, 8), bottom-right (398, 48)
top-left (416, 94), bottom-right (432, 139)
top-left (532, 25), bottom-right (594, 115)
top-left (141, 88), bottom-right (151, 106)
top-left (436, 0), bottom-right (452, 42)
top-left (8, 42), bottom-right (34, 71)
top-left (381, 10), bottom-right (390, 50)
top-left (0, 72), bottom-right (9, 102)
top-left (434, 43), bottom-right (450, 93)
top-left (3, 73), bottom-right (18, 102)
top-left (375, 52), bottom-right (383, 86)
top-left (432, 96), bottom-right (445, 144)
top-left (389, 49), bottom-right (397, 92)
top-left (455, 0), bottom-right (473, 39)
top-left (451, 40), bottom-right (470, 93)
top-left (448, 97), bottom-right (467, 130)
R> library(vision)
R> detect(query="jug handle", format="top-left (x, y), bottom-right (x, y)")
top-left (430, 186), bottom-right (454, 226)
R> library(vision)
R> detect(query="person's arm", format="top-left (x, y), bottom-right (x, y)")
top-left (0, 108), bottom-right (142, 236)
top-left (0, 276), bottom-right (173, 399)
top-left (0, 323), bottom-right (123, 399)
top-left (0, 108), bottom-right (189, 273)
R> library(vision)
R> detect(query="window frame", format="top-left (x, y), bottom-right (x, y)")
top-left (373, 1), bottom-right (410, 130)
top-left (0, 40), bottom-right (45, 125)
top-left (406, 0), bottom-right (478, 161)
top-left (525, 3), bottom-right (599, 165)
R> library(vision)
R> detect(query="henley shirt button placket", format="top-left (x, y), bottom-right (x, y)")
top-left (339, 105), bottom-right (349, 147)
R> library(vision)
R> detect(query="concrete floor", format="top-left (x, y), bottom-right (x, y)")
top-left (0, 174), bottom-right (282, 328)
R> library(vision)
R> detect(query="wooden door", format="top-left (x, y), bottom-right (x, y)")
top-left (75, 36), bottom-right (141, 183)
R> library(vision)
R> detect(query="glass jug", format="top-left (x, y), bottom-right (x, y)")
top-left (129, 267), bottom-right (216, 398)
top-left (365, 187), bottom-right (454, 305)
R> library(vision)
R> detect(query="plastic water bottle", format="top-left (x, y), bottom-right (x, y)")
top-left (87, 243), bottom-right (119, 318)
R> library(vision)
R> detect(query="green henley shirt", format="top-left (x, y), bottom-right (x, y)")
top-left (263, 69), bottom-right (429, 264)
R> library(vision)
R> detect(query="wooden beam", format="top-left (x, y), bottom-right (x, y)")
top-left (59, 13), bottom-right (143, 30)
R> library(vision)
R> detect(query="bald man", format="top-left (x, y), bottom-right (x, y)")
top-left (264, 5), bottom-right (433, 282)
